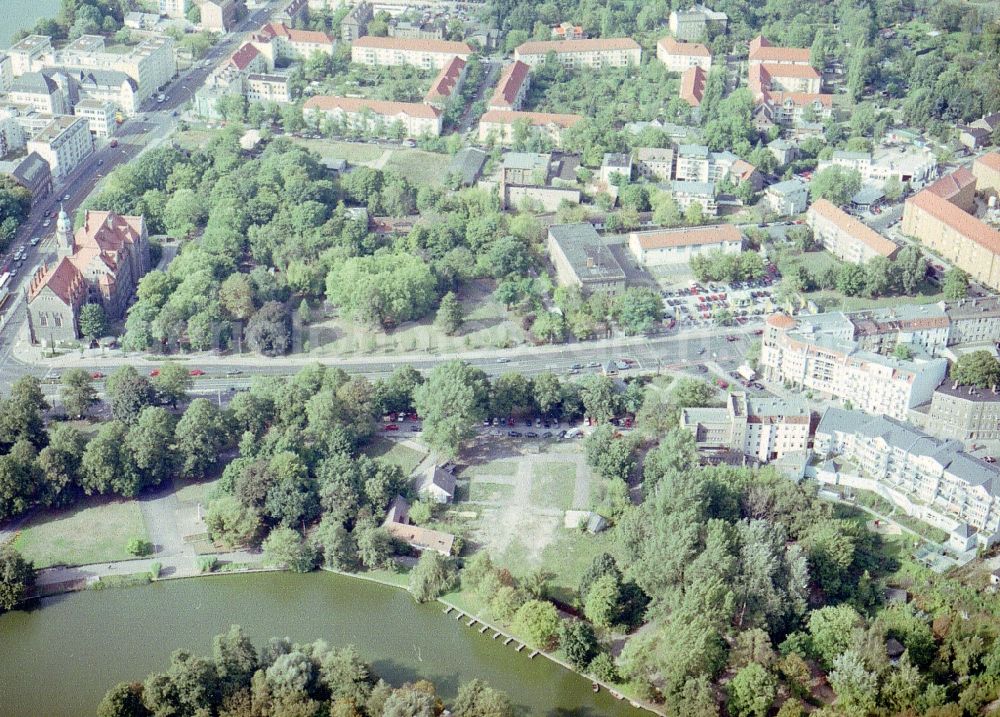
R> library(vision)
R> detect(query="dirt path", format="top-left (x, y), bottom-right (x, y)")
top-left (140, 481), bottom-right (195, 559)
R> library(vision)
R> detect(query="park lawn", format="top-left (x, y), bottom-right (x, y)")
top-left (365, 437), bottom-right (425, 474)
top-left (383, 149), bottom-right (451, 186)
top-left (807, 287), bottom-right (944, 312)
top-left (529, 462), bottom-right (577, 510)
top-left (463, 460), bottom-right (518, 477)
top-left (469, 481), bottom-right (515, 503)
top-left (537, 530), bottom-right (620, 606)
top-left (12, 498), bottom-right (149, 568)
top-left (173, 476), bottom-right (221, 506)
top-left (294, 138), bottom-right (382, 164)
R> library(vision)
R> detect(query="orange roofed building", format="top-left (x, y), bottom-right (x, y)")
top-left (748, 36), bottom-right (832, 127)
top-left (478, 109), bottom-right (583, 146)
top-left (26, 208), bottom-right (150, 343)
top-left (680, 65), bottom-right (706, 107)
top-left (304, 95), bottom-right (443, 137)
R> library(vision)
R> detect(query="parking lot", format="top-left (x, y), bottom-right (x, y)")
top-left (660, 275), bottom-right (779, 329)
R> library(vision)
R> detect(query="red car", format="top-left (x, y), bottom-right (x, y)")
top-left (90, 372), bottom-right (104, 379)
top-left (716, 379), bottom-right (729, 389)
top-left (189, 369), bottom-right (205, 376)
top-left (383, 424), bottom-right (399, 431)
top-left (149, 369), bottom-right (160, 377)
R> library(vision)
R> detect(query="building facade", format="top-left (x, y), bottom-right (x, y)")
top-left (73, 98), bottom-right (116, 138)
top-left (681, 392), bottom-right (812, 461)
top-left (26, 116), bottom-right (94, 179)
top-left (807, 198), bottom-right (898, 263)
top-left (628, 224), bottom-right (743, 266)
top-left (915, 382), bottom-right (1000, 442)
top-left (765, 178), bottom-right (809, 215)
top-left (488, 60), bottom-right (530, 111)
top-left (547, 223), bottom-right (625, 294)
top-left (304, 95), bottom-right (443, 137)
top-left (477, 109), bottom-right (582, 147)
top-left (656, 36), bottom-right (712, 72)
top-left (635, 147), bottom-right (674, 181)
top-left (513, 38), bottom-right (641, 69)
top-left (350, 37), bottom-right (472, 70)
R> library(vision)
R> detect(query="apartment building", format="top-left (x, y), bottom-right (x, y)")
top-left (765, 178), bottom-right (809, 215)
top-left (253, 23), bottom-right (335, 69)
top-left (341, 2), bottom-right (373, 42)
top-left (747, 36), bottom-right (832, 128)
top-left (902, 169), bottom-right (1000, 290)
top-left (973, 152), bottom-right (1000, 197)
top-left (7, 72), bottom-right (66, 115)
top-left (7, 35), bottom-right (53, 76)
top-left (488, 60), bottom-right (530, 111)
top-left (681, 392), bottom-right (812, 462)
top-left (669, 5), bottom-right (728, 42)
top-left (756, 92), bottom-right (833, 127)
top-left (26, 115), bottom-right (94, 179)
top-left (815, 408), bottom-right (1000, 549)
top-left (513, 38), bottom-right (641, 69)
top-left (73, 69), bottom-right (140, 116)
top-left (547, 223), bottom-right (626, 295)
top-left (680, 65), bottom-right (706, 107)
top-left (670, 179), bottom-right (717, 215)
top-left (477, 109), bottom-right (583, 147)
top-left (818, 147), bottom-right (938, 190)
top-left (748, 36), bottom-right (810, 66)
top-left (0, 55), bottom-right (12, 92)
top-left (552, 23), bottom-right (586, 40)
top-left (943, 296), bottom-right (1000, 346)
top-left (198, 0), bottom-right (240, 32)
top-left (628, 224), bottom-right (742, 266)
top-left (760, 312), bottom-right (948, 420)
top-left (634, 147), bottom-right (674, 181)
top-left (657, 36), bottom-right (712, 72)
top-left (807, 198), bottom-right (898, 263)
top-left (750, 63), bottom-right (821, 96)
top-left (849, 303), bottom-right (951, 357)
top-left (73, 98), bottom-right (116, 138)
top-left (246, 73), bottom-right (291, 103)
top-left (423, 56), bottom-right (467, 109)
top-left (350, 37), bottom-right (472, 70)
top-left (600, 153), bottom-right (632, 184)
top-left (159, 0), bottom-right (190, 18)
top-left (914, 382), bottom-right (1000, 442)
top-left (304, 95), bottom-right (443, 137)
top-left (674, 144), bottom-right (710, 181)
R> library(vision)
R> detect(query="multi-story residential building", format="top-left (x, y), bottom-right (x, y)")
top-left (8, 36), bottom-right (52, 76)
top-left (423, 56), bottom-right (467, 109)
top-left (942, 296), bottom-right (1000, 346)
top-left (657, 36), bottom-right (712, 72)
top-left (26, 209), bottom-right (150, 343)
top-left (972, 152), bottom-right (1000, 197)
top-left (755, 92), bottom-right (833, 127)
top-left (551, 22), bottom-right (586, 40)
top-left (670, 179), bottom-right (717, 215)
top-left (487, 60), bottom-right (530, 111)
top-left (501, 152), bottom-right (550, 186)
top-left (600, 152), bottom-right (631, 184)
top-left (278, 0), bottom-right (308, 25)
top-left (0, 54), bottom-right (12, 92)
top-left (807, 198), bottom-right (898, 263)
top-left (627, 224), bottom-right (743, 266)
top-left (159, 0), bottom-right (190, 18)
top-left (748, 36), bottom-right (832, 128)
top-left (750, 62), bottom-right (821, 96)
top-left (748, 35), bottom-right (810, 66)
top-left (351, 37), bottom-right (472, 70)
top-left (8, 151), bottom-right (52, 200)
top-left (849, 304), bottom-right (951, 357)
top-left (26, 116), bottom-right (93, 179)
top-left (304, 95), bottom-right (443, 137)
top-left (341, 2), bottom-right (373, 42)
top-left (902, 168), bottom-right (1000, 290)
top-left (634, 147), bottom-right (674, 181)
top-left (913, 381), bottom-right (1000, 442)
top-left (72, 69), bottom-right (140, 117)
top-left (760, 312), bottom-right (948, 420)
top-left (668, 4), bottom-right (728, 42)
top-left (477, 109), bottom-right (583, 147)
top-left (547, 223), bottom-right (626, 295)
top-left (246, 73), bottom-right (291, 103)
top-left (513, 38), bottom-right (641, 69)
top-left (815, 408), bottom-right (1000, 549)
top-left (73, 98), bottom-right (116, 138)
top-left (768, 139), bottom-right (798, 166)
top-left (818, 147), bottom-right (938, 190)
top-left (681, 392), bottom-right (812, 461)
top-left (252, 23), bottom-right (335, 69)
top-left (674, 143), bottom-right (710, 181)
top-left (7, 72), bottom-right (66, 115)
top-left (198, 0), bottom-right (240, 32)
top-left (764, 178), bottom-right (809, 215)
top-left (680, 65), bottom-right (706, 107)
top-left (389, 19), bottom-right (446, 40)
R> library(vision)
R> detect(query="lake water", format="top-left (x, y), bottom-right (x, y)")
top-left (2, 0), bottom-right (62, 47)
top-left (0, 572), bottom-right (646, 717)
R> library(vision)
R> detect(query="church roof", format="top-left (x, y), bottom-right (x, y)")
top-left (26, 257), bottom-right (87, 306)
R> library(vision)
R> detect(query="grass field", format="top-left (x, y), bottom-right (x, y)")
top-left (537, 530), bottom-right (619, 604)
top-left (12, 498), bottom-right (149, 568)
top-left (469, 481), bottom-right (515, 503)
top-left (383, 149), bottom-right (452, 185)
top-left (294, 138), bottom-right (384, 163)
top-left (173, 477), bottom-right (221, 506)
top-left (529, 462), bottom-right (577, 510)
top-left (464, 460), bottom-right (518, 477)
top-left (365, 437), bottom-right (425, 474)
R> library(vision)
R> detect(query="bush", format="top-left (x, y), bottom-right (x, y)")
top-left (148, 562), bottom-right (162, 580)
top-left (126, 537), bottom-right (153, 557)
top-left (589, 653), bottom-right (620, 683)
top-left (197, 556), bottom-right (218, 574)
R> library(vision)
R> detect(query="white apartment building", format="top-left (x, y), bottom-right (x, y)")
top-left (7, 72), bottom-right (66, 115)
top-left (0, 55), bottom-right (13, 92)
top-left (478, 109), bottom-right (583, 147)
top-left (656, 36), bottom-right (711, 72)
top-left (26, 115), bottom-right (94, 179)
top-left (73, 69), bottom-right (140, 117)
top-left (760, 312), bottom-right (948, 421)
top-left (819, 147), bottom-right (938, 190)
top-left (73, 98), bottom-right (116, 138)
top-left (252, 23), bottom-right (335, 70)
top-left (634, 147), bottom-right (674, 180)
top-left (488, 60), bottom-right (530, 111)
top-left (670, 180), bottom-right (717, 215)
top-left (807, 198), bottom-right (898, 263)
top-left (681, 392), bottom-right (812, 462)
top-left (513, 38), bottom-right (641, 69)
top-left (350, 37), bottom-right (472, 70)
top-left (815, 408), bottom-right (1000, 549)
top-left (304, 95), bottom-right (443, 137)
top-left (674, 144), bottom-right (710, 181)
top-left (628, 224), bottom-right (742, 266)
top-left (246, 74), bottom-right (291, 104)
top-left (159, 0), bottom-right (190, 18)
top-left (7, 35), bottom-right (53, 76)
top-left (765, 178), bottom-right (809, 215)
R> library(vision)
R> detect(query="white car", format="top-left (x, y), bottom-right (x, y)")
top-left (30, 237), bottom-right (40, 246)
top-left (42, 219), bottom-right (51, 227)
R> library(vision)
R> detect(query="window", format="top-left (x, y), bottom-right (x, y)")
top-left (38, 313), bottom-right (48, 327)
top-left (54, 314), bottom-right (63, 327)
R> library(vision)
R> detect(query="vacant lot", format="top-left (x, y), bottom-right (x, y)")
top-left (293, 138), bottom-right (384, 163)
top-left (529, 462), bottom-right (578, 510)
top-left (383, 148), bottom-right (452, 186)
top-left (12, 498), bottom-right (149, 568)
top-left (366, 437), bottom-right (426, 474)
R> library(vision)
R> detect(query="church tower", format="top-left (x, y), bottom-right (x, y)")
top-left (56, 205), bottom-right (74, 258)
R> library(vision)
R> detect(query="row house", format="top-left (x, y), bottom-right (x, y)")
top-left (304, 95), bottom-right (443, 138)
top-left (807, 198), bottom-right (898, 264)
top-left (350, 36), bottom-right (472, 71)
top-left (513, 37), bottom-right (641, 69)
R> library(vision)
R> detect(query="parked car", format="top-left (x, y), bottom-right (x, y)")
top-left (189, 368), bottom-right (205, 376)
top-left (90, 372), bottom-right (104, 379)
top-left (383, 424), bottom-right (399, 431)
top-left (508, 430), bottom-right (522, 438)
top-left (149, 369), bottom-right (160, 377)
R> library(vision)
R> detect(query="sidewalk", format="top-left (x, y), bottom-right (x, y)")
top-left (34, 549), bottom-right (262, 588)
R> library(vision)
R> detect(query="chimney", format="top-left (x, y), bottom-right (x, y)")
top-left (586, 256), bottom-right (595, 268)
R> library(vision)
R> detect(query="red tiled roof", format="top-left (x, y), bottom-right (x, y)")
top-left (425, 55), bottom-right (466, 102)
top-left (257, 21), bottom-right (333, 45)
top-left (384, 522), bottom-right (455, 554)
top-left (730, 159), bottom-right (757, 182)
top-left (27, 256), bottom-right (86, 305)
top-left (975, 152), bottom-right (1000, 172)
top-left (766, 313), bottom-right (797, 329)
top-left (907, 190), bottom-right (1000, 256)
top-left (809, 199), bottom-right (898, 258)
top-left (768, 91), bottom-right (832, 108)
top-left (479, 109), bottom-right (583, 129)
top-left (488, 60), bottom-right (530, 109)
top-left (229, 42), bottom-right (261, 71)
top-left (304, 95), bottom-right (442, 119)
top-left (515, 37), bottom-right (640, 56)
top-left (680, 65), bottom-right (706, 107)
top-left (748, 35), bottom-right (810, 64)
top-left (760, 62), bottom-right (820, 79)
top-left (630, 224), bottom-right (742, 250)
top-left (925, 167), bottom-right (976, 201)
top-left (351, 36), bottom-right (472, 55)
top-left (657, 36), bottom-right (710, 57)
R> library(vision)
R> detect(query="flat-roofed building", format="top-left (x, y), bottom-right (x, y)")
top-left (487, 60), bottom-right (530, 111)
top-left (681, 392), bottom-right (812, 461)
top-left (478, 109), bottom-right (583, 147)
top-left (514, 37), bottom-right (641, 69)
top-left (669, 5), bottom-right (728, 42)
top-left (73, 98), bottom-right (116, 138)
top-left (26, 115), bottom-right (93, 179)
top-left (943, 296), bottom-right (1000, 346)
top-left (635, 147), bottom-right (674, 180)
top-left (246, 73), bottom-right (291, 103)
top-left (670, 179), bottom-right (717, 215)
top-left (304, 95), bottom-right (443, 137)
top-left (807, 198), bottom-right (898, 263)
top-left (849, 303), bottom-right (950, 357)
top-left (656, 36), bottom-right (712, 72)
top-left (501, 152), bottom-right (550, 185)
top-left (351, 36), bottom-right (472, 70)
top-left (674, 143), bottom-right (710, 181)
top-left (547, 223), bottom-right (626, 295)
top-left (8, 35), bottom-right (52, 76)
top-left (628, 224), bottom-right (742, 266)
